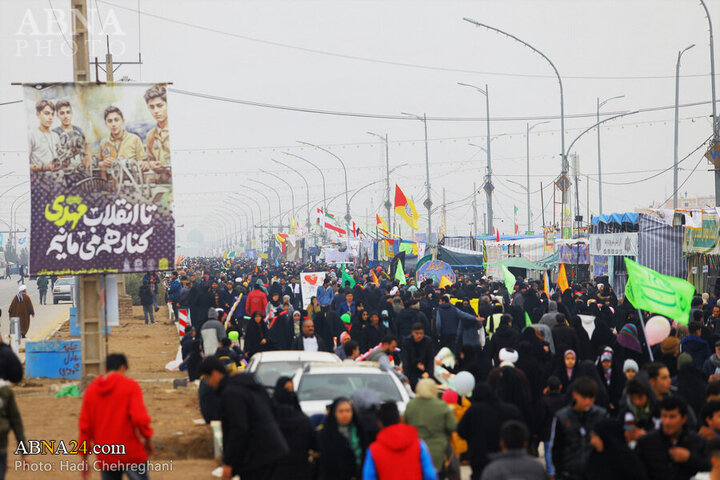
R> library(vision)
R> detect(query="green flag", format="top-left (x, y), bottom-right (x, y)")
top-left (341, 264), bottom-right (356, 288)
top-left (525, 311), bottom-right (532, 327)
top-left (623, 257), bottom-right (695, 324)
top-left (502, 264), bottom-right (516, 294)
top-left (395, 260), bottom-right (407, 285)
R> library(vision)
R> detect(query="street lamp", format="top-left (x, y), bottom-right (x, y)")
top-left (260, 169), bottom-right (296, 228)
top-left (230, 191), bottom-right (266, 250)
top-left (697, 0), bottom-right (720, 205)
top-left (527, 121), bottom-right (550, 232)
top-left (400, 112), bottom-right (432, 240)
top-left (367, 131), bottom-right (392, 234)
top-left (272, 158), bottom-right (311, 231)
top-left (282, 152), bottom-right (326, 218)
top-left (595, 95), bottom-right (625, 215)
top-left (458, 82), bottom-right (494, 236)
top-left (674, 45), bottom-right (695, 209)
top-left (249, 178), bottom-right (283, 229)
top-left (565, 110), bottom-right (640, 237)
top-left (297, 141), bottom-right (350, 226)
top-left (464, 18), bottom-right (567, 236)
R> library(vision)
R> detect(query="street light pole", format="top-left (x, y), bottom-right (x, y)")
top-left (272, 158), bottom-right (311, 232)
top-left (297, 141), bottom-right (351, 227)
top-left (527, 121), bottom-right (549, 232)
top-left (565, 110), bottom-right (640, 236)
top-left (250, 178), bottom-right (283, 230)
top-left (674, 45), bottom-right (695, 209)
top-left (596, 95), bottom-right (625, 214)
top-left (458, 83), bottom-right (494, 235)
top-left (401, 112), bottom-right (432, 240)
top-left (698, 0), bottom-right (720, 205)
top-left (367, 132), bottom-right (392, 234)
top-left (464, 18), bottom-right (566, 236)
top-left (260, 169), bottom-right (296, 229)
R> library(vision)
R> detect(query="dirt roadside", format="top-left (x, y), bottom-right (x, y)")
top-left (10, 305), bottom-right (218, 479)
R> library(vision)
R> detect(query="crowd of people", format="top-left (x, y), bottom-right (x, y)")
top-left (136, 256), bottom-right (720, 480)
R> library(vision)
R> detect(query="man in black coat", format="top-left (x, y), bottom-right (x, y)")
top-left (199, 357), bottom-right (289, 480)
top-left (485, 314), bottom-right (520, 365)
top-left (636, 395), bottom-right (710, 480)
top-left (551, 313), bottom-right (580, 354)
top-left (0, 336), bottom-right (22, 383)
top-left (551, 377), bottom-right (608, 480)
top-left (400, 323), bottom-right (435, 390)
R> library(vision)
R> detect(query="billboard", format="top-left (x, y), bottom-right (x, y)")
top-left (23, 82), bottom-right (174, 275)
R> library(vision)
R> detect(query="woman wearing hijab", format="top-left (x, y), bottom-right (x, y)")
top-left (551, 350), bottom-right (579, 391)
top-left (9, 285), bottom-right (34, 338)
top-left (318, 397), bottom-right (366, 480)
top-left (270, 377), bottom-right (318, 480)
top-left (244, 311), bottom-right (270, 358)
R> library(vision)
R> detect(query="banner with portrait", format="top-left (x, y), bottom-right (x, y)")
top-left (23, 82), bottom-right (174, 275)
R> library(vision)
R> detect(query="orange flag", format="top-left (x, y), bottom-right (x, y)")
top-left (557, 263), bottom-right (570, 293)
top-left (371, 270), bottom-right (379, 284)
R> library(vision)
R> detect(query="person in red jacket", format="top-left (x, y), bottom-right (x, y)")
top-left (245, 284), bottom-right (268, 317)
top-left (362, 402), bottom-right (436, 480)
top-left (78, 353), bottom-right (153, 480)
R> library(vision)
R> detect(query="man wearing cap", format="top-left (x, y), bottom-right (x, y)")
top-left (658, 336), bottom-right (681, 377)
top-left (8, 285), bottom-right (34, 339)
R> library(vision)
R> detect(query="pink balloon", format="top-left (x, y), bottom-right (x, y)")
top-left (645, 316), bottom-right (671, 346)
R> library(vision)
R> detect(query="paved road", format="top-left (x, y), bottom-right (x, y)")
top-left (0, 276), bottom-right (70, 342)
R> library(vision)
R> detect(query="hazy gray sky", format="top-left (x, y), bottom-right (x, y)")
top-left (1, 0), bottom-right (718, 249)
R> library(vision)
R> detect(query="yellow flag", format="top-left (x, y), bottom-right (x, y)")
top-left (394, 185), bottom-right (420, 230)
top-left (557, 263), bottom-right (570, 293)
top-left (439, 275), bottom-right (453, 289)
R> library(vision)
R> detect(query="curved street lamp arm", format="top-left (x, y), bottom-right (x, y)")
top-left (463, 17), bottom-right (565, 161)
top-left (565, 110), bottom-right (639, 156)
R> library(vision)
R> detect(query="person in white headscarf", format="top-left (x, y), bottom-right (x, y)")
top-left (9, 285), bottom-right (34, 338)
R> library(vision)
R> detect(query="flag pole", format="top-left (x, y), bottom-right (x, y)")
top-left (637, 309), bottom-right (654, 362)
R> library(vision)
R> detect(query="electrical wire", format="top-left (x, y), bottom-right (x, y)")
top-left (48, 0), bottom-right (73, 51)
top-left (169, 87), bottom-right (720, 123)
top-left (585, 135), bottom-right (712, 185)
top-left (659, 154), bottom-right (706, 207)
top-left (97, 0), bottom-right (711, 82)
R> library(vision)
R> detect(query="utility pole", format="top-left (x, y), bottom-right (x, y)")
top-left (422, 114), bottom-right (432, 242)
top-left (442, 188), bottom-right (447, 240)
top-left (472, 182), bottom-right (478, 238)
top-left (573, 154), bottom-right (581, 238)
top-left (73, 0), bottom-right (104, 378)
top-left (674, 46), bottom-right (695, 208)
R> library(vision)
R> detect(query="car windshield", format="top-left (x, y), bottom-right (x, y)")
top-left (297, 373), bottom-right (403, 402)
top-left (255, 361), bottom-right (303, 388)
top-left (56, 278), bottom-right (74, 285)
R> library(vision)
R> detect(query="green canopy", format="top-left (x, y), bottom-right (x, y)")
top-left (488, 256), bottom-right (548, 271)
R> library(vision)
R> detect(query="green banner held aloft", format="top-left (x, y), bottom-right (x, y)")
top-left (624, 257), bottom-right (695, 324)
top-left (502, 265), bottom-right (516, 294)
top-left (395, 261), bottom-right (407, 285)
top-left (341, 264), bottom-right (356, 288)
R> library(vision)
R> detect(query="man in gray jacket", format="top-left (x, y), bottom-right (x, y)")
top-left (481, 420), bottom-right (547, 480)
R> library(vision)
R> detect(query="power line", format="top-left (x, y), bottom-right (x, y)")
top-left (169, 87), bottom-right (720, 122)
top-left (48, 0), bottom-right (73, 51)
top-left (98, 0), bottom-right (712, 82)
top-left (585, 135), bottom-right (712, 186)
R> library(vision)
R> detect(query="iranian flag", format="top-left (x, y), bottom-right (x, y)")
top-left (324, 211), bottom-right (346, 236)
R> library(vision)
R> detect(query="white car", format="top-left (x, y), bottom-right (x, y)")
top-left (246, 350), bottom-right (341, 392)
top-left (293, 364), bottom-right (411, 417)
